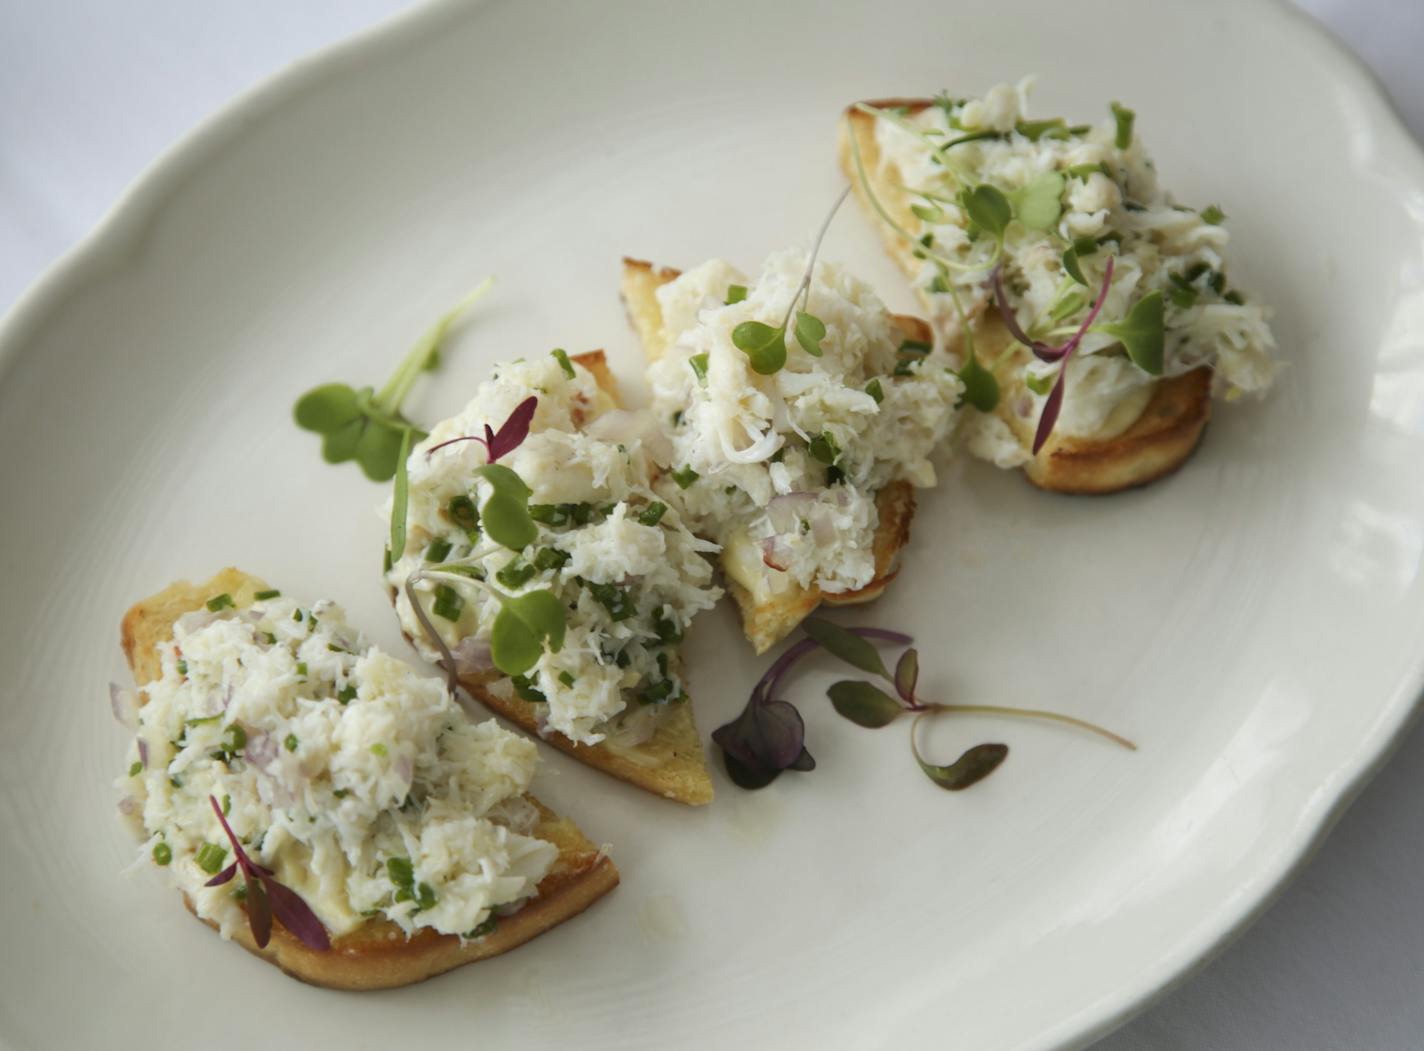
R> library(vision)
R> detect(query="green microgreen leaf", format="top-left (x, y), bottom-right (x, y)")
top-left (688, 353), bottom-right (710, 384)
top-left (794, 311), bottom-right (827, 357)
top-left (389, 427), bottom-right (412, 558)
top-left (490, 589), bottom-right (566, 676)
top-left (1062, 246), bottom-right (1088, 286)
top-left (916, 740), bottom-right (1010, 790)
top-left (802, 618), bottom-right (890, 679)
top-left (828, 680), bottom-right (904, 728)
top-left (1111, 101), bottom-right (1135, 150)
top-left (293, 383), bottom-right (361, 433)
top-left (1015, 118), bottom-right (1067, 142)
top-left (894, 648), bottom-right (919, 703)
top-left (960, 184), bottom-right (1012, 241)
top-left (1049, 290), bottom-right (1087, 324)
top-left (724, 284), bottom-right (748, 305)
top-left (1011, 172), bottom-right (1065, 231)
top-left (473, 464), bottom-right (536, 550)
top-left (293, 278), bottom-right (492, 482)
top-left (910, 202), bottom-right (950, 224)
top-left (956, 353), bottom-right (999, 412)
top-left (1093, 291), bottom-right (1165, 375)
top-left (731, 321), bottom-right (788, 375)
top-left (807, 432), bottom-right (840, 466)
top-left (1025, 369), bottom-right (1055, 397)
top-left (551, 348), bottom-right (576, 379)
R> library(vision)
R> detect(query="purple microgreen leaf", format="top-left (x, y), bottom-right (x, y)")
top-left (1032, 366), bottom-right (1067, 455)
top-left (712, 697), bottom-right (809, 789)
top-left (207, 795), bottom-right (327, 951)
top-left (721, 750), bottom-right (784, 790)
top-left (802, 618), bottom-right (891, 680)
top-left (246, 872), bottom-right (273, 949)
top-left (894, 648), bottom-right (920, 704)
top-left (827, 680), bottom-right (905, 728)
top-left (423, 396), bottom-right (537, 465)
top-left (917, 742), bottom-right (1009, 791)
top-left (787, 747), bottom-right (816, 772)
top-left (485, 396), bottom-right (537, 463)
top-left (264, 877), bottom-right (333, 951)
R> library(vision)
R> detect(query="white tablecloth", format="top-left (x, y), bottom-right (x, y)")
top-left (3, 2), bottom-right (1422, 1047)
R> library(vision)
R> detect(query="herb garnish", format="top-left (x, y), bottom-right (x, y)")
top-left (715, 618), bottom-right (1134, 791)
top-left (294, 278), bottom-right (494, 481)
top-left (204, 795), bottom-right (330, 951)
top-left (728, 187), bottom-right (849, 373)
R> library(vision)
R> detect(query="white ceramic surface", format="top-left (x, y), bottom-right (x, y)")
top-left (2, 1), bottom-right (1423, 1048)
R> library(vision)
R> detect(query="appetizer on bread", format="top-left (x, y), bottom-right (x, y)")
top-left (840, 81), bottom-right (1278, 492)
top-left (622, 251), bottom-right (961, 653)
top-left (386, 351), bottom-right (720, 805)
top-left (114, 568), bottom-right (617, 989)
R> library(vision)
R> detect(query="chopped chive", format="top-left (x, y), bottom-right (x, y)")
top-left (583, 579), bottom-right (636, 621)
top-left (533, 546), bottom-right (570, 571)
top-left (688, 353), bottom-right (710, 384)
top-left (1201, 204), bottom-right (1226, 225)
top-left (496, 558), bottom-right (537, 589)
top-left (1026, 371), bottom-right (1054, 396)
top-left (370, 743), bottom-right (388, 757)
top-left (638, 502), bottom-right (667, 526)
top-left (671, 409), bottom-right (684, 427)
top-left (195, 842), bottom-right (228, 875)
top-left (1224, 290), bottom-right (1245, 305)
top-left (865, 378), bottom-right (884, 404)
top-left (558, 671), bottom-right (576, 688)
top-left (466, 915), bottom-right (498, 938)
top-left (654, 608), bottom-right (683, 644)
top-left (296, 661), bottom-right (308, 676)
top-left (284, 734), bottom-right (299, 752)
top-left (1170, 287), bottom-right (1198, 309)
top-left (205, 593), bottom-right (235, 613)
top-left (253, 589), bottom-right (281, 601)
top-left (152, 842), bottom-right (172, 866)
top-left (671, 465), bottom-right (699, 489)
top-left (337, 683), bottom-right (358, 705)
top-left (222, 794), bottom-right (231, 815)
top-left (333, 788), bottom-right (349, 799)
top-left (185, 714), bottom-right (221, 727)
top-left (176, 659), bottom-right (188, 676)
top-left (432, 584), bottom-right (465, 622)
top-left (447, 494), bottom-right (479, 533)
top-left (425, 537), bottom-right (453, 563)
top-left (808, 432), bottom-right (840, 466)
top-left (511, 674), bottom-right (547, 703)
top-left (1110, 101), bottom-right (1135, 149)
top-left (128, 760), bottom-right (143, 777)
top-left (223, 723), bottom-right (247, 753)
top-left (724, 284), bottom-right (748, 305)
top-left (551, 348), bottom-right (576, 379)
top-left (386, 856), bottom-right (414, 889)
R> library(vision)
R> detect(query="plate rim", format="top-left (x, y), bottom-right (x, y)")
top-left (3, 1), bottom-right (1424, 1047)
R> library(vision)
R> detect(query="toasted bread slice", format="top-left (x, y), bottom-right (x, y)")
top-left (403, 350), bottom-right (715, 807)
top-left (839, 101), bottom-right (1211, 494)
top-left (121, 568), bottom-right (619, 990)
top-left (620, 258), bottom-right (919, 654)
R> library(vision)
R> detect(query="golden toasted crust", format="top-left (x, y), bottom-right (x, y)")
top-left (838, 101), bottom-right (1211, 494)
top-left (619, 258), bottom-right (919, 654)
top-left (122, 569), bottom-right (619, 990)
top-left (410, 350), bottom-right (714, 806)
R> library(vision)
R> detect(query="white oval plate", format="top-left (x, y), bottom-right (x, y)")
top-left (3, 1), bottom-right (1423, 1047)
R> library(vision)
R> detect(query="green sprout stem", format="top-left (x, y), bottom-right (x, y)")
top-left (916, 701), bottom-right (1136, 751)
top-left (374, 277), bottom-right (494, 414)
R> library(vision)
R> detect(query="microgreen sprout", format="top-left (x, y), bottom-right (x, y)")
top-left (205, 795), bottom-right (330, 951)
top-left (715, 618), bottom-right (1134, 791)
top-left (294, 277), bottom-right (494, 481)
top-left (729, 187), bottom-right (849, 374)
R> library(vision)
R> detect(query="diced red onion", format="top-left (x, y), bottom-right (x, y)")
top-left (117, 796), bottom-right (137, 816)
top-left (767, 492), bottom-right (815, 533)
top-left (446, 636), bottom-right (495, 679)
top-left (761, 537), bottom-right (789, 572)
top-left (137, 738), bottom-right (148, 768)
top-left (110, 683), bottom-right (138, 729)
top-left (175, 610), bottom-right (218, 634)
top-left (244, 729), bottom-right (278, 770)
top-left (809, 507), bottom-right (836, 546)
